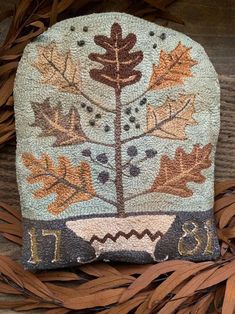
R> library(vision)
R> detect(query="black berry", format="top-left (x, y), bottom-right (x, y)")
top-left (127, 146), bottom-right (138, 157)
top-left (87, 106), bottom-right (93, 113)
top-left (135, 123), bottom-right (140, 129)
top-left (125, 107), bottom-right (131, 115)
top-left (89, 119), bottom-right (95, 126)
top-left (77, 40), bottom-right (85, 46)
top-left (145, 149), bottom-right (157, 158)
top-left (140, 98), bottom-right (147, 106)
top-left (153, 43), bottom-right (157, 49)
top-left (96, 153), bottom-right (108, 164)
top-left (130, 165), bottom-right (140, 177)
top-left (82, 149), bottom-right (91, 157)
top-left (124, 124), bottom-right (130, 131)
top-left (160, 33), bottom-right (166, 40)
top-left (149, 31), bottom-right (155, 36)
top-left (70, 26), bottom-right (75, 31)
top-left (95, 113), bottom-right (101, 119)
top-left (129, 116), bottom-right (135, 123)
top-left (81, 102), bottom-right (86, 108)
top-left (83, 26), bottom-right (88, 32)
top-left (98, 171), bottom-right (109, 184)
top-left (135, 108), bottom-right (139, 113)
top-left (104, 125), bottom-right (110, 132)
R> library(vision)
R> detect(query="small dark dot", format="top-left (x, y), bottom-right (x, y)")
top-left (127, 146), bottom-right (138, 157)
top-left (130, 165), bottom-right (140, 177)
top-left (77, 40), bottom-right (85, 46)
top-left (129, 116), bottom-right (135, 123)
top-left (153, 43), bottom-right (157, 49)
top-left (87, 106), bottom-right (93, 113)
top-left (135, 123), bottom-right (140, 129)
top-left (135, 108), bottom-right (139, 113)
top-left (125, 107), bottom-right (131, 115)
top-left (81, 102), bottom-right (86, 108)
top-left (83, 26), bottom-right (88, 32)
top-left (98, 171), bottom-right (109, 184)
top-left (145, 149), bottom-right (157, 158)
top-left (70, 26), bottom-right (75, 31)
top-left (89, 119), bottom-right (95, 126)
top-left (149, 31), bottom-right (155, 36)
top-left (95, 113), bottom-right (101, 119)
top-left (140, 98), bottom-right (147, 106)
top-left (104, 125), bottom-right (110, 132)
top-left (82, 149), bottom-right (91, 157)
top-left (97, 153), bottom-right (108, 164)
top-left (160, 33), bottom-right (166, 40)
top-left (124, 124), bottom-right (130, 131)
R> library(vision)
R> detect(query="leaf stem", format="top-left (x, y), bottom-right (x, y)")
top-left (80, 90), bottom-right (115, 114)
top-left (124, 189), bottom-right (151, 202)
top-left (88, 155), bottom-right (115, 172)
top-left (123, 87), bottom-right (150, 107)
top-left (86, 139), bottom-right (114, 148)
top-left (95, 193), bottom-right (116, 207)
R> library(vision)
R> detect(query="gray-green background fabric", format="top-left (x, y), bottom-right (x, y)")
top-left (14, 13), bottom-right (220, 221)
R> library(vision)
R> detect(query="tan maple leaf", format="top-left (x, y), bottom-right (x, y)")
top-left (33, 43), bottom-right (80, 94)
top-left (146, 94), bottom-right (197, 140)
top-left (22, 153), bottom-right (96, 215)
top-left (31, 99), bottom-right (87, 146)
top-left (149, 42), bottom-right (197, 90)
top-left (150, 144), bottom-right (212, 197)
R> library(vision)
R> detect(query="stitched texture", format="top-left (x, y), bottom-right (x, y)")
top-left (14, 13), bottom-right (220, 269)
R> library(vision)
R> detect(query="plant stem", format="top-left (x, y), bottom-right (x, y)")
top-left (114, 89), bottom-right (125, 217)
top-left (125, 189), bottom-right (150, 202)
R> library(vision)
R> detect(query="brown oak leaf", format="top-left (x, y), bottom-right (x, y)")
top-left (149, 42), bottom-right (197, 90)
top-left (31, 99), bottom-right (86, 146)
top-left (150, 144), bottom-right (212, 197)
top-left (33, 43), bottom-right (80, 94)
top-left (89, 23), bottom-right (143, 90)
top-left (22, 153), bottom-right (95, 215)
top-left (146, 94), bottom-right (197, 140)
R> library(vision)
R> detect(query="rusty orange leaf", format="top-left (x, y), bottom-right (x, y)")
top-left (151, 144), bottom-right (212, 197)
top-left (22, 153), bottom-right (96, 215)
top-left (149, 42), bottom-right (197, 90)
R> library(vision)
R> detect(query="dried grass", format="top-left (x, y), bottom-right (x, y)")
top-left (0, 181), bottom-right (234, 313)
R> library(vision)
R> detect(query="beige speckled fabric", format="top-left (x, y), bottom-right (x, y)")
top-left (14, 13), bottom-right (220, 269)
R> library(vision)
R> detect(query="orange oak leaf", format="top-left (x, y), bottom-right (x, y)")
top-left (22, 153), bottom-right (96, 215)
top-left (89, 23), bottom-right (143, 90)
top-left (31, 99), bottom-right (87, 146)
top-left (149, 42), bottom-right (197, 90)
top-left (33, 43), bottom-right (80, 94)
top-left (150, 144), bottom-right (212, 197)
top-left (146, 94), bottom-right (197, 140)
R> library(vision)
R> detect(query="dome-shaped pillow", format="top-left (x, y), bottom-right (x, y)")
top-left (14, 12), bottom-right (220, 269)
